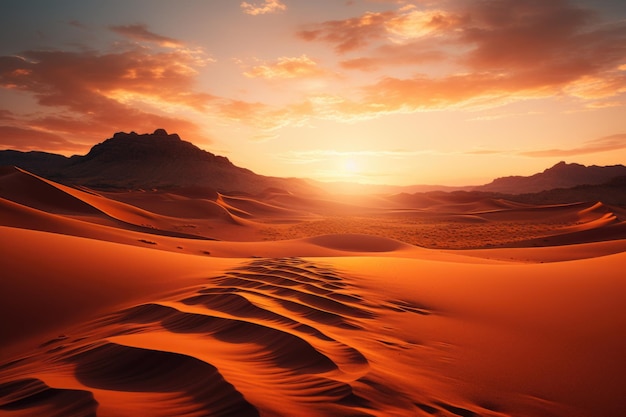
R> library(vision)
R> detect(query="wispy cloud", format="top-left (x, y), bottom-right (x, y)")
top-left (340, 45), bottom-right (444, 71)
top-left (520, 134), bottom-right (626, 157)
top-left (461, 133), bottom-right (626, 158)
top-left (465, 149), bottom-right (506, 155)
top-left (0, 125), bottom-right (86, 152)
top-left (466, 111), bottom-right (543, 122)
top-left (298, 11), bottom-right (394, 53)
top-left (240, 0), bottom-right (286, 16)
top-left (276, 149), bottom-right (433, 164)
top-left (244, 55), bottom-right (327, 79)
top-left (68, 20), bottom-right (88, 30)
top-left (109, 24), bottom-right (184, 48)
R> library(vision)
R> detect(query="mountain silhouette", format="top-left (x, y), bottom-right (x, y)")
top-left (0, 129), bottom-right (319, 195)
top-left (474, 161), bottom-right (626, 194)
top-left (2, 134), bottom-right (626, 196)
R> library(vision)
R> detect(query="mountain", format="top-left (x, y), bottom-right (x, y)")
top-left (500, 175), bottom-right (626, 206)
top-left (0, 149), bottom-right (69, 176)
top-left (0, 129), bottom-right (320, 195)
top-left (2, 134), bottom-right (625, 197)
top-left (474, 161), bottom-right (626, 194)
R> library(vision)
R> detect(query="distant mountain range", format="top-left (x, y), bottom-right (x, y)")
top-left (474, 161), bottom-right (626, 194)
top-left (1, 130), bottom-right (625, 197)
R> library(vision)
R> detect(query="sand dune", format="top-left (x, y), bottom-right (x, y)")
top-left (0, 166), bottom-right (104, 216)
top-left (2, 167), bottom-right (624, 250)
top-left (1, 167), bottom-right (625, 417)
top-left (305, 233), bottom-right (411, 252)
top-left (1, 236), bottom-right (624, 416)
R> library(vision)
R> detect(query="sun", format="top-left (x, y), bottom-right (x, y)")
top-left (343, 158), bottom-right (359, 174)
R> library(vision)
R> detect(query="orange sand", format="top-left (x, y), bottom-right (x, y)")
top-left (1, 167), bottom-right (625, 417)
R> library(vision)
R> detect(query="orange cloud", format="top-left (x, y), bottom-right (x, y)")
top-left (277, 149), bottom-right (431, 165)
top-left (1, 48), bottom-right (213, 108)
top-left (298, 4), bottom-right (462, 54)
top-left (0, 125), bottom-right (85, 152)
top-left (298, 11), bottom-right (395, 53)
top-left (520, 134), bottom-right (626, 157)
top-left (0, 46), bottom-right (212, 152)
top-left (384, 6), bottom-right (464, 41)
top-left (292, 0), bottom-right (626, 121)
top-left (458, 1), bottom-right (590, 70)
top-left (0, 109), bottom-right (15, 121)
top-left (109, 24), bottom-right (184, 48)
top-left (460, 133), bottom-right (626, 158)
top-left (3, 1), bottom-right (624, 151)
top-left (340, 44), bottom-right (444, 71)
top-left (241, 0), bottom-right (286, 16)
top-left (214, 0), bottom-right (626, 134)
top-left (217, 98), bottom-right (316, 132)
top-left (244, 55), bottom-right (326, 79)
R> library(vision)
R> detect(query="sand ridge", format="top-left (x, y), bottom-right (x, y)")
top-left (0, 258), bottom-right (523, 416)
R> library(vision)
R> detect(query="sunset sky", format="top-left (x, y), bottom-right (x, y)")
top-left (1, 0), bottom-right (625, 185)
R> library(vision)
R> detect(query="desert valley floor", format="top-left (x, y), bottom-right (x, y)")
top-left (1, 166), bottom-right (625, 417)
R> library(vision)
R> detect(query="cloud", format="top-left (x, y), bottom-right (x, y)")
top-left (465, 149), bottom-right (506, 155)
top-left (298, 5), bottom-right (462, 54)
top-left (0, 45), bottom-right (321, 142)
top-left (289, 0), bottom-right (626, 122)
top-left (277, 149), bottom-right (432, 164)
top-left (0, 46), bottom-right (214, 152)
top-left (466, 110), bottom-right (542, 122)
top-left (1, 48), bottom-right (212, 106)
top-left (459, 1), bottom-right (588, 70)
top-left (340, 44), bottom-right (444, 71)
top-left (68, 20), bottom-right (88, 30)
top-left (0, 109), bottom-right (15, 121)
top-left (0, 125), bottom-right (86, 152)
top-left (520, 134), bottom-right (626, 157)
top-left (298, 11), bottom-right (395, 53)
top-left (240, 0), bottom-right (286, 15)
top-left (109, 24), bottom-right (183, 48)
top-left (384, 6), bottom-right (465, 41)
top-left (3, 1), bottom-right (624, 150)
top-left (243, 55), bottom-right (327, 79)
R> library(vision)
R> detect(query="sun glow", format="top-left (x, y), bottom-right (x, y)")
top-left (343, 158), bottom-right (359, 174)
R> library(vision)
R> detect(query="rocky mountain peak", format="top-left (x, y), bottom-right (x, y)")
top-left (83, 129), bottom-right (230, 165)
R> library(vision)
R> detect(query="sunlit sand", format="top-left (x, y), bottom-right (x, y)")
top-left (1, 165), bottom-right (624, 417)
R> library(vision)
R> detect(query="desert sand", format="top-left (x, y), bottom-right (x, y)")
top-left (1, 166), bottom-right (625, 417)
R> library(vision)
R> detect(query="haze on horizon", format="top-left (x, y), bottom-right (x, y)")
top-left (1, 0), bottom-right (625, 186)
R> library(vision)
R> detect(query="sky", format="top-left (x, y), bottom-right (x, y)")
top-left (1, 0), bottom-right (625, 186)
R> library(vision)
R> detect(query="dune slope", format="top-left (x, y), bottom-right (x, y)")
top-left (1, 226), bottom-right (624, 417)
